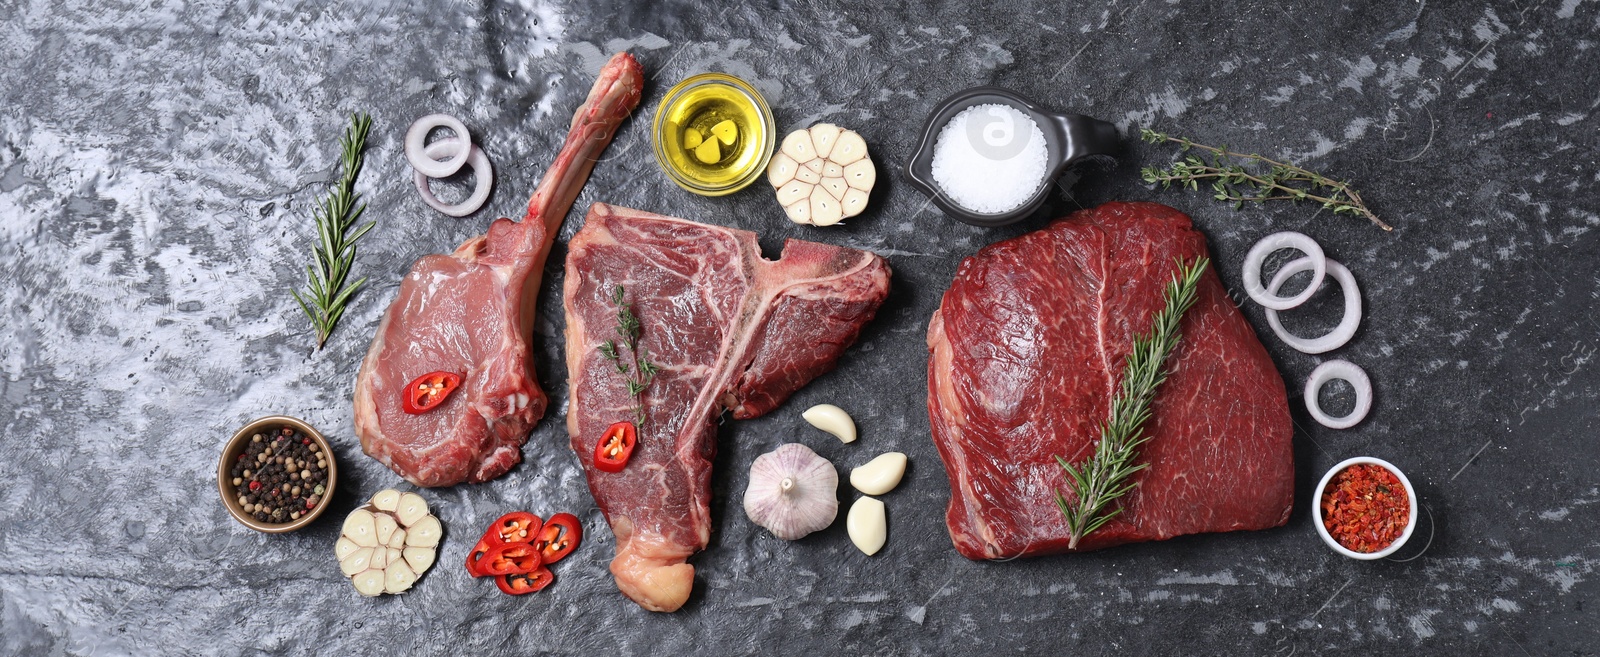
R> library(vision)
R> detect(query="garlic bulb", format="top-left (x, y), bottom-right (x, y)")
top-left (767, 123), bottom-right (874, 226)
top-left (337, 489), bottom-right (440, 596)
top-left (743, 443), bottom-right (839, 540)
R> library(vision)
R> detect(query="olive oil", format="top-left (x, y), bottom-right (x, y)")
top-left (652, 73), bottom-right (775, 196)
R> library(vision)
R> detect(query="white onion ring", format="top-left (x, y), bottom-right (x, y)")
top-left (1304, 359), bottom-right (1372, 429)
top-left (413, 139), bottom-right (492, 217)
top-left (405, 114), bottom-right (472, 178)
top-left (1263, 257), bottom-right (1361, 354)
top-left (1242, 232), bottom-right (1326, 310)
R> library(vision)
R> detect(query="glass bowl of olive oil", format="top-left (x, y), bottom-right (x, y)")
top-left (652, 73), bottom-right (776, 196)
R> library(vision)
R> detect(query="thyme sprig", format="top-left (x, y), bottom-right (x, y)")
top-left (1056, 257), bottom-right (1208, 549)
top-left (292, 113), bottom-right (376, 349)
top-left (1139, 129), bottom-right (1391, 232)
top-left (598, 285), bottom-right (658, 424)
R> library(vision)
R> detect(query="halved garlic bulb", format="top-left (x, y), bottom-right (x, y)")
top-left (768, 123), bottom-right (874, 226)
top-left (336, 489), bottom-right (440, 597)
top-left (743, 443), bottom-right (839, 540)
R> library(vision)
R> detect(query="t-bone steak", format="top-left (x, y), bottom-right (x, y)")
top-left (565, 203), bottom-right (891, 611)
top-left (352, 53), bottom-right (643, 487)
top-left (927, 201), bottom-right (1293, 559)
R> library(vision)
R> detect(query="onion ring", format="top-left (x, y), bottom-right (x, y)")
top-left (405, 114), bottom-right (472, 178)
top-left (1242, 232), bottom-right (1326, 310)
top-left (1304, 359), bottom-right (1372, 429)
top-left (413, 139), bottom-right (492, 217)
top-left (1263, 257), bottom-right (1361, 354)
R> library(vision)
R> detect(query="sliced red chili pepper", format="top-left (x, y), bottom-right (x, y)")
top-left (402, 371), bottom-right (462, 414)
top-left (464, 538), bottom-right (495, 578)
top-left (486, 512), bottom-right (542, 545)
top-left (481, 543), bottom-right (543, 577)
top-left (593, 421), bottom-right (637, 473)
top-left (495, 567), bottom-right (554, 595)
top-left (534, 513), bottom-right (583, 564)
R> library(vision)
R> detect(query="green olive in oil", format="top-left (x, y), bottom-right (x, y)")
top-left (652, 73), bottom-right (776, 196)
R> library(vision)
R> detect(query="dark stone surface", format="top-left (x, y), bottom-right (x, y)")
top-left (2, 0), bottom-right (1597, 654)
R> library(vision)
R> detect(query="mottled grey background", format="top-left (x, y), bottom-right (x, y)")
top-left (2, 0), bottom-right (1597, 654)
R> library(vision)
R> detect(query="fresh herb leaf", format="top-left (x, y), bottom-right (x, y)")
top-left (1055, 257), bottom-right (1209, 549)
top-left (598, 285), bottom-right (658, 425)
top-left (293, 112), bottom-right (375, 349)
top-left (1139, 129), bottom-right (1390, 231)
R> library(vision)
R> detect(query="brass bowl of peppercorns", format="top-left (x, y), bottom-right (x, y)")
top-left (217, 416), bottom-right (339, 533)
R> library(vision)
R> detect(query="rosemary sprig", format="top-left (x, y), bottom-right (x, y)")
top-left (1055, 257), bottom-right (1208, 549)
top-left (1139, 129), bottom-right (1391, 232)
top-left (598, 285), bottom-right (659, 424)
top-left (292, 112), bottom-right (375, 349)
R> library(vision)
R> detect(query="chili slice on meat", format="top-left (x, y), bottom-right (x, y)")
top-left (535, 513), bottom-right (583, 564)
top-left (593, 421), bottom-right (637, 473)
top-left (402, 371), bottom-right (462, 414)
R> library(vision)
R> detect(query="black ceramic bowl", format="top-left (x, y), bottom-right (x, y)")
top-left (904, 86), bottom-right (1120, 227)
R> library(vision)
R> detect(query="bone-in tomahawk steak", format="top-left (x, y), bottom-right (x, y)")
top-left (353, 53), bottom-right (643, 487)
top-left (927, 202), bottom-right (1293, 559)
top-left (565, 204), bottom-right (891, 611)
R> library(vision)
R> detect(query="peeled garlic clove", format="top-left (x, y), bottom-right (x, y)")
top-left (694, 138), bottom-right (721, 164)
top-left (842, 188), bottom-right (869, 219)
top-left (830, 131), bottom-right (868, 165)
top-left (821, 176), bottom-right (848, 201)
top-left (809, 123), bottom-right (841, 159)
top-left (850, 452), bottom-right (907, 496)
top-left (374, 512), bottom-right (398, 546)
top-left (781, 129), bottom-right (816, 162)
top-left (768, 152), bottom-right (798, 187)
top-left (711, 119), bottom-right (738, 145)
top-left (405, 515), bottom-right (442, 548)
top-left (342, 509), bottom-right (379, 547)
top-left (809, 186), bottom-right (843, 226)
top-left (843, 158), bottom-right (875, 191)
top-left (369, 489), bottom-right (401, 513)
top-left (403, 546), bottom-right (436, 573)
top-left (340, 547), bottom-right (374, 576)
top-left (847, 496), bottom-right (887, 556)
top-left (802, 404), bottom-right (856, 443)
top-left (683, 129), bottom-right (703, 150)
top-left (743, 443), bottom-right (839, 540)
top-left (334, 537), bottom-right (361, 561)
top-left (395, 493), bottom-right (429, 527)
top-left (384, 560), bottom-right (418, 594)
top-left (352, 569), bottom-right (386, 597)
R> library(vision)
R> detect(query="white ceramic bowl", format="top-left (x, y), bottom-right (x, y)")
top-left (1312, 456), bottom-right (1418, 560)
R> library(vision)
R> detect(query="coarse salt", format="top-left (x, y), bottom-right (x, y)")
top-left (930, 104), bottom-right (1049, 214)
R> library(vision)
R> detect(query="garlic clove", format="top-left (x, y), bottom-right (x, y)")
top-left (387, 527), bottom-right (407, 550)
top-left (743, 443), bottom-right (839, 540)
top-left (850, 452), bottom-right (907, 496)
top-left (802, 404), bottom-right (856, 443)
top-left (843, 158), bottom-right (876, 191)
top-left (384, 560), bottom-right (418, 594)
top-left (711, 119), bottom-right (738, 146)
top-left (784, 198), bottom-right (813, 225)
top-left (781, 129), bottom-right (816, 162)
top-left (795, 162), bottom-right (821, 184)
top-left (352, 569), bottom-right (386, 597)
top-left (334, 537), bottom-right (361, 561)
top-left (809, 123), bottom-right (841, 159)
top-left (841, 188), bottom-right (870, 219)
top-left (369, 545), bottom-right (389, 570)
top-left (395, 493), bottom-right (429, 527)
top-left (822, 161), bottom-right (844, 179)
top-left (777, 180), bottom-right (812, 207)
top-left (404, 515), bottom-right (442, 548)
top-left (342, 508), bottom-right (379, 547)
top-left (403, 546), bottom-right (436, 574)
top-left (369, 489), bottom-right (401, 513)
top-left (693, 138), bottom-right (721, 164)
top-left (847, 496), bottom-right (887, 556)
top-left (683, 129), bottom-right (704, 150)
top-left (830, 131), bottom-right (868, 165)
top-left (340, 547), bottom-right (374, 576)
top-left (374, 512), bottom-right (398, 546)
top-left (820, 176), bottom-right (848, 201)
top-left (809, 186), bottom-right (843, 227)
top-left (767, 152), bottom-right (798, 187)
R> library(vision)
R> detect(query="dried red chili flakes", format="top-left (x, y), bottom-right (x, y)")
top-left (1320, 464), bottom-right (1409, 553)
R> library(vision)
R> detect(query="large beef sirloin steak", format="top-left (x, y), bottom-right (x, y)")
top-left (565, 203), bottom-right (891, 611)
top-left (927, 201), bottom-right (1293, 559)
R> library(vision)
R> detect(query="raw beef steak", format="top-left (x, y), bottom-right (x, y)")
top-left (352, 53), bottom-right (643, 487)
top-left (565, 203), bottom-right (891, 611)
top-left (927, 201), bottom-right (1292, 559)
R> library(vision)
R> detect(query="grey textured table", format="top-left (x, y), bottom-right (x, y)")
top-left (3, 1), bottom-right (1597, 654)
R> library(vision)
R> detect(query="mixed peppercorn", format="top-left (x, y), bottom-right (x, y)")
top-left (228, 426), bottom-right (330, 523)
top-left (1320, 463), bottom-right (1409, 553)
